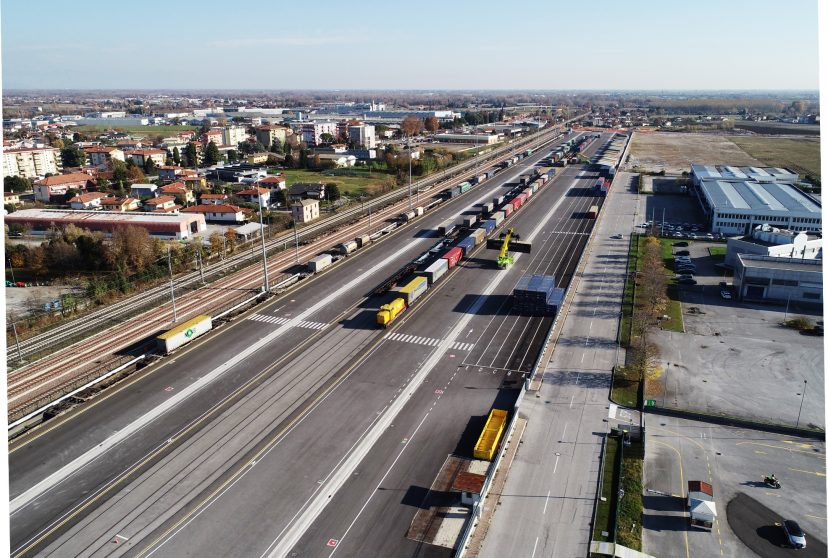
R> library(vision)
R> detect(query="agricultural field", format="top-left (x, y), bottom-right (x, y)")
top-left (72, 124), bottom-right (200, 136)
top-left (278, 169), bottom-right (395, 197)
top-left (628, 132), bottom-right (762, 173)
top-left (727, 135), bottom-right (821, 179)
top-left (733, 119), bottom-right (821, 136)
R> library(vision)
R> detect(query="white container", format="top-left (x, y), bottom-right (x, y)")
top-left (157, 315), bottom-right (212, 354)
top-left (422, 258), bottom-right (449, 284)
top-left (309, 254), bottom-right (333, 272)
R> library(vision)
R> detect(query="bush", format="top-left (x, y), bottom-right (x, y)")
top-left (783, 316), bottom-right (813, 331)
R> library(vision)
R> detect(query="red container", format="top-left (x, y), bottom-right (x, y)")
top-left (441, 246), bottom-right (462, 268)
top-left (512, 197), bottom-right (523, 210)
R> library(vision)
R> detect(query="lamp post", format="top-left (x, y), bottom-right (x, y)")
top-left (167, 246), bottom-right (177, 323)
top-left (408, 134), bottom-right (413, 211)
top-left (257, 192), bottom-right (269, 292)
top-left (7, 256), bottom-right (16, 283)
top-left (796, 379), bottom-right (808, 427)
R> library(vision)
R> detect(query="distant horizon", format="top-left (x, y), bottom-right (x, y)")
top-left (2, 88), bottom-right (820, 95)
top-left (1, 0), bottom-right (819, 91)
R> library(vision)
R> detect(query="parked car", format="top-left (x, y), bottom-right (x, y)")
top-left (677, 270), bottom-right (696, 276)
top-left (610, 233), bottom-right (623, 239)
top-left (675, 250), bottom-right (690, 256)
top-left (677, 267), bottom-right (697, 274)
top-left (677, 278), bottom-right (697, 285)
top-left (678, 274), bottom-right (695, 280)
top-left (674, 241), bottom-right (689, 247)
top-left (720, 290), bottom-right (732, 300)
top-left (782, 519), bottom-right (807, 549)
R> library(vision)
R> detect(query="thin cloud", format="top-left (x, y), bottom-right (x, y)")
top-left (210, 35), bottom-right (357, 48)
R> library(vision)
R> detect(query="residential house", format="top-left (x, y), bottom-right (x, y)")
top-left (128, 148), bottom-right (167, 168)
top-left (182, 203), bottom-right (246, 223)
top-left (116, 140), bottom-right (142, 151)
top-left (316, 153), bottom-right (356, 168)
top-left (157, 165), bottom-right (186, 181)
top-left (68, 192), bottom-right (108, 210)
top-left (236, 187), bottom-right (271, 206)
top-left (255, 125), bottom-right (291, 149)
top-left (247, 152), bottom-right (270, 164)
top-left (34, 173), bottom-right (93, 203)
top-left (289, 182), bottom-right (325, 201)
top-left (202, 128), bottom-right (223, 146)
top-left (200, 193), bottom-right (229, 205)
top-left (4, 192), bottom-right (22, 206)
top-left (100, 197), bottom-right (140, 212)
top-left (256, 174), bottom-right (286, 191)
top-left (85, 146), bottom-right (125, 168)
top-left (143, 195), bottom-right (179, 213)
top-left (300, 121), bottom-right (338, 147)
top-left (160, 182), bottom-right (195, 204)
top-left (181, 176), bottom-right (207, 189)
top-left (291, 199), bottom-right (320, 223)
top-left (130, 183), bottom-right (159, 199)
top-left (3, 146), bottom-right (62, 179)
top-left (347, 124), bottom-right (376, 149)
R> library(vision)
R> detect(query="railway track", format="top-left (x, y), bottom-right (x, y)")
top-left (6, 122), bottom-right (581, 416)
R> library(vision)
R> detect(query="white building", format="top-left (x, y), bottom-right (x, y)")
top-left (733, 254), bottom-right (822, 304)
top-left (222, 125), bottom-right (248, 147)
top-left (3, 147), bottom-right (62, 178)
top-left (347, 124), bottom-right (376, 149)
top-left (301, 121), bottom-right (338, 147)
top-left (291, 199), bottom-right (320, 223)
top-left (725, 224), bottom-right (822, 268)
top-left (433, 133), bottom-right (501, 145)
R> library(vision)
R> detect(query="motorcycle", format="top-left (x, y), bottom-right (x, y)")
top-left (764, 476), bottom-right (781, 489)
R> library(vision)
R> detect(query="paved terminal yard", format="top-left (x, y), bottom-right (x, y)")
top-left (10, 133), bottom-right (615, 558)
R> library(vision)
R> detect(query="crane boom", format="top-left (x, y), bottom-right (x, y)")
top-left (497, 228), bottom-right (515, 268)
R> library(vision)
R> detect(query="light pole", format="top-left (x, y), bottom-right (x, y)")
top-left (796, 379), bottom-right (808, 427)
top-left (10, 321), bottom-right (23, 363)
top-left (293, 218), bottom-right (300, 264)
top-left (257, 191), bottom-right (270, 292)
top-left (7, 256), bottom-right (15, 283)
top-left (407, 134), bottom-right (413, 211)
top-left (784, 292), bottom-right (793, 322)
top-left (167, 245), bottom-right (177, 323)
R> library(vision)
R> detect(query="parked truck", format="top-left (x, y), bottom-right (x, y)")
top-left (687, 481), bottom-right (716, 530)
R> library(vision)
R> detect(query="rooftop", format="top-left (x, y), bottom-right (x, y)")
top-left (691, 164), bottom-right (798, 183)
top-left (37, 173), bottom-right (94, 186)
top-left (5, 208), bottom-right (201, 224)
top-left (738, 253), bottom-right (823, 272)
top-left (699, 180), bottom-right (821, 215)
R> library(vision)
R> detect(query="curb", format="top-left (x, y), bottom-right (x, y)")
top-left (645, 406), bottom-right (825, 440)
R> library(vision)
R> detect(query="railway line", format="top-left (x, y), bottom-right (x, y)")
top-left (7, 125), bottom-right (578, 418)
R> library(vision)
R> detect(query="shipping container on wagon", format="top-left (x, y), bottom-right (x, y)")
top-left (355, 234), bottom-right (371, 248)
top-left (308, 253), bottom-right (333, 272)
top-left (473, 408), bottom-right (508, 461)
top-left (442, 246), bottom-right (463, 268)
top-left (481, 219), bottom-right (496, 236)
top-left (482, 202), bottom-right (495, 215)
top-left (462, 215), bottom-right (478, 228)
top-left (157, 315), bottom-right (212, 354)
top-left (471, 228), bottom-right (486, 245)
top-left (398, 276), bottom-right (428, 305)
top-left (523, 187), bottom-right (533, 199)
top-left (457, 237), bottom-right (476, 258)
top-left (493, 195), bottom-right (505, 206)
top-left (458, 181), bottom-right (472, 193)
top-left (415, 206), bottom-right (425, 216)
top-left (438, 220), bottom-right (456, 236)
top-left (421, 258), bottom-right (448, 285)
top-left (338, 240), bottom-right (358, 255)
top-left (503, 203), bottom-right (514, 216)
top-left (400, 210), bottom-right (416, 222)
top-left (491, 211), bottom-right (505, 227)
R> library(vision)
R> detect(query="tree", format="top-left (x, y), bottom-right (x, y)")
top-left (319, 133), bottom-right (335, 145)
top-left (183, 142), bottom-right (199, 167)
top-left (172, 146), bottom-right (181, 166)
top-left (424, 116), bottom-right (439, 133)
top-left (106, 225), bottom-right (157, 274)
top-left (401, 116), bottom-right (424, 137)
top-left (144, 157), bottom-right (157, 175)
top-left (269, 138), bottom-right (283, 154)
top-left (375, 124), bottom-right (389, 137)
top-left (112, 159), bottom-right (128, 183)
top-left (209, 232), bottom-right (224, 257)
top-left (61, 145), bottom-right (87, 168)
top-left (4, 176), bottom-right (31, 193)
top-left (127, 166), bottom-right (146, 182)
top-left (299, 147), bottom-right (309, 169)
top-left (227, 149), bottom-right (238, 163)
top-left (64, 188), bottom-right (79, 200)
top-left (204, 141), bottom-right (221, 166)
top-left (326, 183), bottom-right (341, 202)
top-left (51, 138), bottom-right (65, 149)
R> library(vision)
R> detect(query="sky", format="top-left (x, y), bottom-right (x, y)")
top-left (0, 0), bottom-right (821, 91)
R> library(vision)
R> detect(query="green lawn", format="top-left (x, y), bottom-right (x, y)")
top-left (619, 234), bottom-right (640, 346)
top-left (728, 135), bottom-right (821, 179)
top-left (592, 435), bottom-right (620, 547)
top-left (657, 238), bottom-right (685, 333)
top-left (616, 440), bottom-right (644, 551)
top-left (610, 365), bottom-right (640, 408)
top-left (278, 169), bottom-right (394, 197)
top-left (74, 124), bottom-right (200, 135)
top-left (708, 245), bottom-right (726, 258)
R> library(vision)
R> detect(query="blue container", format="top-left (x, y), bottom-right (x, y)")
top-left (482, 220), bottom-right (496, 235)
top-left (457, 237), bottom-right (476, 257)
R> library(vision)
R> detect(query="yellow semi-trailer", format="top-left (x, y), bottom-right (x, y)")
top-left (376, 298), bottom-right (406, 327)
top-left (398, 276), bottom-right (428, 305)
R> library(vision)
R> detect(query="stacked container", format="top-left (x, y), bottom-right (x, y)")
top-left (513, 274), bottom-right (563, 316)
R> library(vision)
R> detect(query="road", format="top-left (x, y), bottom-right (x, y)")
top-left (10, 133), bottom-right (614, 558)
top-left (477, 171), bottom-right (640, 558)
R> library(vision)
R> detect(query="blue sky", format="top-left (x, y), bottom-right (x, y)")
top-left (1, 0), bottom-right (820, 90)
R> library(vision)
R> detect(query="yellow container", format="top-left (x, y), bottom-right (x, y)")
top-left (473, 409), bottom-right (508, 461)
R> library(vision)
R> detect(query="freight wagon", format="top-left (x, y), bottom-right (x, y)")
top-left (338, 240), bottom-right (358, 255)
top-left (157, 315), bottom-right (212, 354)
top-left (473, 409), bottom-right (508, 461)
top-left (308, 254), bottom-right (333, 272)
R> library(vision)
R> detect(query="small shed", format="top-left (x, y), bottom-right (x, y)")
top-left (452, 471), bottom-right (486, 507)
top-left (234, 222), bottom-right (266, 240)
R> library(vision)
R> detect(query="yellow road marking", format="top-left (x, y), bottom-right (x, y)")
top-left (805, 514), bottom-right (828, 520)
top-left (736, 441), bottom-right (826, 458)
top-left (651, 439), bottom-right (690, 558)
top-left (788, 467), bottom-right (826, 477)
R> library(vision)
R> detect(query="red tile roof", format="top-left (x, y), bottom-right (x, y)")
top-left (144, 195), bottom-right (176, 205)
top-left (68, 192), bottom-right (107, 203)
top-left (38, 173), bottom-right (94, 186)
top-left (182, 204), bottom-right (243, 214)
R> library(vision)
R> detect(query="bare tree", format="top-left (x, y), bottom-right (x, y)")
top-left (400, 116), bottom-right (424, 137)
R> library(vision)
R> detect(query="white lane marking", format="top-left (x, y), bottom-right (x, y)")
top-left (249, 314), bottom-right (325, 330)
top-left (327, 412), bottom-right (431, 557)
top-left (553, 455), bottom-right (560, 474)
top-left (263, 164), bottom-right (571, 557)
top-left (569, 394), bottom-right (575, 409)
top-left (543, 490), bottom-right (551, 515)
top-left (561, 422), bottom-right (568, 442)
top-left (531, 536), bottom-right (540, 558)
top-left (10, 250), bottom-right (407, 514)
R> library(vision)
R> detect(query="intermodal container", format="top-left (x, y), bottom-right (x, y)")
top-left (481, 219), bottom-right (496, 235)
top-left (355, 234), bottom-right (371, 248)
top-left (482, 202), bottom-right (495, 215)
top-left (398, 276), bottom-right (428, 305)
top-left (447, 187), bottom-right (461, 198)
top-left (531, 182), bottom-right (540, 193)
top-left (457, 237), bottom-right (476, 257)
top-left (473, 408), bottom-right (508, 461)
top-left (338, 240), bottom-right (358, 255)
top-left (471, 228), bottom-right (486, 245)
top-left (415, 206), bottom-right (425, 216)
top-left (400, 210), bottom-right (416, 222)
top-left (493, 196), bottom-right (505, 206)
top-left (523, 188), bottom-right (533, 199)
top-left (491, 211), bottom-right (505, 226)
top-left (157, 315), bottom-right (212, 354)
top-left (477, 174), bottom-right (486, 183)
top-left (442, 246), bottom-right (462, 268)
top-left (462, 215), bottom-right (478, 228)
top-left (588, 205), bottom-right (599, 219)
top-left (485, 170), bottom-right (495, 179)
top-left (512, 196), bottom-right (523, 211)
top-left (438, 220), bottom-right (456, 236)
top-left (308, 254), bottom-right (333, 272)
top-left (459, 181), bottom-right (471, 193)
top-left (421, 258), bottom-right (448, 284)
top-left (377, 298), bottom-right (406, 327)
top-left (503, 203), bottom-right (514, 216)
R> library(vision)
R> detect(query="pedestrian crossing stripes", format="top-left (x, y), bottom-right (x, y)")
top-left (248, 313), bottom-right (327, 330)
top-left (383, 331), bottom-right (474, 352)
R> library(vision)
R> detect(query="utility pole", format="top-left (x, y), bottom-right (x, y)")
top-left (197, 247), bottom-right (205, 285)
top-left (7, 256), bottom-right (15, 283)
top-left (257, 192), bottom-right (270, 292)
top-left (796, 379), bottom-right (808, 427)
top-left (293, 219), bottom-right (300, 264)
top-left (10, 321), bottom-right (23, 363)
top-left (408, 134), bottom-right (413, 211)
top-left (784, 292), bottom-right (792, 322)
top-left (167, 246), bottom-right (177, 323)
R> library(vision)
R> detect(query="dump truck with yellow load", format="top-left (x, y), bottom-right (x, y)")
top-left (377, 297), bottom-right (406, 327)
top-left (473, 408), bottom-right (508, 461)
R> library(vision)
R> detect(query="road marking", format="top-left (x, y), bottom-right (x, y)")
top-left (326, 539), bottom-right (338, 547)
top-left (543, 490), bottom-right (551, 514)
top-left (736, 441), bottom-right (826, 457)
top-left (652, 439), bottom-right (690, 558)
top-left (561, 422), bottom-right (568, 441)
top-left (553, 455), bottom-right (560, 474)
top-left (249, 313), bottom-right (327, 330)
top-left (788, 467), bottom-right (826, 477)
top-left (530, 536), bottom-right (539, 558)
top-left (383, 331), bottom-right (474, 352)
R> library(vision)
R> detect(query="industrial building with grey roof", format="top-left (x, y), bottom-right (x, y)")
top-left (689, 164), bottom-right (820, 235)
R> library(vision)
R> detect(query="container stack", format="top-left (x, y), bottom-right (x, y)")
top-left (513, 274), bottom-right (564, 316)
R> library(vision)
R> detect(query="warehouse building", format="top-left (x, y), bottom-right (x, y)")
top-left (5, 208), bottom-right (206, 240)
top-left (691, 172), bottom-right (821, 235)
top-left (733, 254), bottom-right (822, 305)
top-left (690, 164), bottom-right (799, 187)
top-left (433, 132), bottom-right (501, 145)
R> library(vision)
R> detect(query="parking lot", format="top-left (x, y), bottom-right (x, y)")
top-left (644, 415), bottom-right (826, 558)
